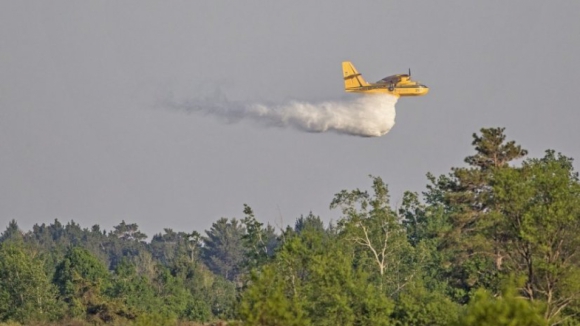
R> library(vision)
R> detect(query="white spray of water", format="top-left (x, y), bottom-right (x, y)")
top-left (172, 94), bottom-right (398, 137)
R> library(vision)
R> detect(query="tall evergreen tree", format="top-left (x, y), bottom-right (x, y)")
top-left (202, 218), bottom-right (245, 281)
top-left (241, 204), bottom-right (278, 272)
top-left (0, 219), bottom-right (22, 243)
top-left (425, 127), bottom-right (528, 295)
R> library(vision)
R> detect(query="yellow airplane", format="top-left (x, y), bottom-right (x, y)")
top-left (342, 61), bottom-right (429, 97)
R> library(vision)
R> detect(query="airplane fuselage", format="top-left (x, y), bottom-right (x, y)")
top-left (342, 62), bottom-right (429, 97)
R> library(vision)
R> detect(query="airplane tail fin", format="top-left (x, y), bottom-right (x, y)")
top-left (342, 61), bottom-right (369, 90)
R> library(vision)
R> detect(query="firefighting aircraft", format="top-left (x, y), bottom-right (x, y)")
top-left (342, 61), bottom-right (429, 97)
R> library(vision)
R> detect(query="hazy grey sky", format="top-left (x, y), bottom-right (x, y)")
top-left (2, 1), bottom-right (579, 237)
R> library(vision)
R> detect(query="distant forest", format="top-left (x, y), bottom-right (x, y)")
top-left (1, 127), bottom-right (579, 326)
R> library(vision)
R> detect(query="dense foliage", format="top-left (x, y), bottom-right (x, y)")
top-left (1, 127), bottom-right (579, 325)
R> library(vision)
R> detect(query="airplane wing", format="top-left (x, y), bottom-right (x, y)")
top-left (377, 75), bottom-right (400, 84)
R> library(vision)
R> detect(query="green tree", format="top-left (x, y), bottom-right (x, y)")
top-left (0, 220), bottom-right (22, 243)
top-left (241, 211), bottom-right (395, 325)
top-left (150, 265), bottom-right (210, 321)
top-left (150, 228), bottom-right (182, 265)
top-left (424, 127), bottom-right (528, 296)
top-left (238, 265), bottom-right (309, 326)
top-left (331, 176), bottom-right (419, 295)
top-left (491, 151), bottom-right (580, 321)
top-left (0, 241), bottom-right (61, 323)
top-left (202, 218), bottom-right (246, 281)
top-left (390, 280), bottom-right (460, 325)
top-left (107, 260), bottom-right (159, 319)
top-left (27, 220), bottom-right (70, 275)
top-left (294, 213), bottom-right (325, 235)
top-left (107, 221), bottom-right (148, 270)
top-left (149, 228), bottom-right (202, 275)
top-left (112, 221), bottom-right (147, 241)
top-left (457, 282), bottom-right (546, 326)
top-left (27, 220), bottom-right (110, 275)
top-left (166, 245), bottom-right (234, 320)
top-left (408, 128), bottom-right (580, 323)
top-left (53, 246), bottom-right (112, 320)
top-left (241, 204), bottom-right (278, 272)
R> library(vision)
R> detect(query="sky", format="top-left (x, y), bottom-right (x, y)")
top-left (1, 1), bottom-right (579, 238)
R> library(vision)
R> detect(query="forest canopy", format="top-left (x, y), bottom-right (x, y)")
top-left (1, 127), bottom-right (579, 326)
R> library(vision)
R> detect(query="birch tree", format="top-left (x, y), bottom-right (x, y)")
top-left (331, 176), bottom-right (418, 295)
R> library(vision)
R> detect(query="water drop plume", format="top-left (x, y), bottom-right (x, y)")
top-left (171, 94), bottom-right (398, 137)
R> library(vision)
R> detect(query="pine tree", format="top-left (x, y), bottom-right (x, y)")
top-left (426, 127), bottom-right (528, 295)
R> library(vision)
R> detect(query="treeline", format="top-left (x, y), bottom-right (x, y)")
top-left (1, 127), bottom-right (579, 326)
